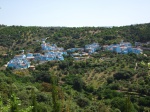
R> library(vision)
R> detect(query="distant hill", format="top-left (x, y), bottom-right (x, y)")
top-left (0, 23), bottom-right (150, 54)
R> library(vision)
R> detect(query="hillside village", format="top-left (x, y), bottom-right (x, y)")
top-left (7, 39), bottom-right (143, 69)
top-left (0, 24), bottom-right (150, 112)
top-left (103, 41), bottom-right (143, 54)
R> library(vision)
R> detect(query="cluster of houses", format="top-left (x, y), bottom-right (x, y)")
top-left (7, 41), bottom-right (68, 69)
top-left (103, 41), bottom-right (143, 54)
top-left (7, 40), bottom-right (143, 69)
top-left (7, 54), bottom-right (31, 69)
top-left (40, 41), bottom-right (67, 61)
top-left (67, 43), bottom-right (100, 60)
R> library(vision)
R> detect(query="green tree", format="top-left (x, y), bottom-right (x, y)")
top-left (0, 95), bottom-right (10, 112)
top-left (31, 89), bottom-right (37, 112)
top-left (73, 77), bottom-right (84, 92)
top-left (10, 94), bottom-right (20, 112)
top-left (51, 76), bottom-right (60, 112)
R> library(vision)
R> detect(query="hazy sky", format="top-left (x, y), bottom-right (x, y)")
top-left (0, 0), bottom-right (150, 27)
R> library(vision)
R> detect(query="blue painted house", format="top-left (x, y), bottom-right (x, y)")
top-left (37, 51), bottom-right (65, 61)
top-left (41, 42), bottom-right (67, 61)
top-left (7, 57), bottom-right (30, 69)
top-left (26, 53), bottom-right (35, 60)
top-left (132, 48), bottom-right (143, 54)
top-left (112, 45), bottom-right (121, 53)
top-left (85, 43), bottom-right (100, 54)
top-left (33, 53), bottom-right (42, 61)
top-left (105, 42), bottom-right (143, 54)
top-left (14, 54), bottom-right (26, 59)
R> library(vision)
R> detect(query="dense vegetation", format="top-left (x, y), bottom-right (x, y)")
top-left (0, 23), bottom-right (150, 52)
top-left (0, 23), bottom-right (150, 111)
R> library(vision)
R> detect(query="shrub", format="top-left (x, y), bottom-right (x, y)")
top-left (76, 98), bottom-right (89, 108)
top-left (113, 70), bottom-right (134, 80)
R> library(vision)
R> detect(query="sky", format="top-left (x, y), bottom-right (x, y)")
top-left (0, 0), bottom-right (150, 27)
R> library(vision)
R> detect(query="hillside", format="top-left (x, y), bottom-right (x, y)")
top-left (0, 23), bottom-right (150, 52)
top-left (0, 23), bottom-right (150, 112)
